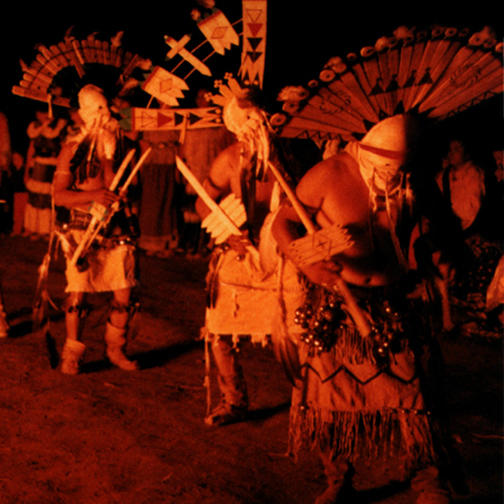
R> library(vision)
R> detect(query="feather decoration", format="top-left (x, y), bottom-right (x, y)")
top-left (32, 243), bottom-right (60, 332)
top-left (32, 245), bottom-right (61, 370)
top-left (32, 185), bottom-right (62, 368)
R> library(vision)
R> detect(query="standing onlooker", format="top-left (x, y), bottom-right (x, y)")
top-left (0, 111), bottom-right (10, 335)
top-left (435, 138), bottom-right (503, 338)
top-left (0, 111), bottom-right (12, 236)
top-left (0, 281), bottom-right (8, 338)
top-left (178, 88), bottom-right (234, 255)
top-left (436, 138), bottom-right (486, 234)
top-left (137, 129), bottom-right (180, 257)
top-left (23, 107), bottom-right (67, 238)
top-left (0, 112), bottom-right (10, 173)
top-left (8, 152), bottom-right (26, 236)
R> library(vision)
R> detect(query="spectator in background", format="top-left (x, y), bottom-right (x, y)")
top-left (0, 281), bottom-right (8, 338)
top-left (23, 107), bottom-right (67, 239)
top-left (0, 111), bottom-right (11, 235)
top-left (0, 111), bottom-right (11, 336)
top-left (10, 152), bottom-right (25, 192)
top-left (434, 136), bottom-right (502, 338)
top-left (9, 152), bottom-right (26, 236)
top-left (0, 112), bottom-right (10, 172)
top-left (137, 128), bottom-right (180, 257)
top-left (436, 138), bottom-right (486, 234)
top-left (493, 149), bottom-right (503, 182)
top-left (178, 88), bottom-right (234, 256)
top-left (484, 148), bottom-right (504, 241)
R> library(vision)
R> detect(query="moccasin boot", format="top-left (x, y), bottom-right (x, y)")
top-left (412, 466), bottom-right (451, 504)
top-left (315, 456), bottom-right (351, 504)
top-left (204, 400), bottom-right (247, 426)
top-left (104, 322), bottom-right (138, 371)
top-left (60, 339), bottom-right (86, 375)
top-left (0, 311), bottom-right (8, 338)
top-left (0, 297), bottom-right (8, 338)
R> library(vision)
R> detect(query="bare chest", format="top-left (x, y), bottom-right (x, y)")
top-left (75, 175), bottom-right (105, 192)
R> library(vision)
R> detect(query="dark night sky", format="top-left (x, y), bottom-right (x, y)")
top-left (1, 1), bottom-right (502, 152)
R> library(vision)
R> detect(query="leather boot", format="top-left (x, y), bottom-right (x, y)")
top-left (205, 371), bottom-right (248, 426)
top-left (205, 337), bottom-right (248, 426)
top-left (412, 466), bottom-right (451, 504)
top-left (0, 309), bottom-right (8, 338)
top-left (204, 399), bottom-right (247, 426)
top-left (315, 454), bottom-right (351, 504)
top-left (104, 322), bottom-right (138, 371)
top-left (0, 293), bottom-right (8, 337)
top-left (60, 339), bottom-right (86, 375)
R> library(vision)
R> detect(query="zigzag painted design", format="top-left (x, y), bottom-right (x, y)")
top-left (302, 363), bottom-right (419, 386)
top-left (272, 25), bottom-right (503, 141)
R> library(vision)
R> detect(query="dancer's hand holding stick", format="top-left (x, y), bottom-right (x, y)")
top-left (267, 161), bottom-right (371, 339)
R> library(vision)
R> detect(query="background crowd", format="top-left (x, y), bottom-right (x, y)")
top-left (0, 89), bottom-right (235, 259)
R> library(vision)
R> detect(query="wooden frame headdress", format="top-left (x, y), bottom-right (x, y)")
top-left (271, 25), bottom-right (503, 145)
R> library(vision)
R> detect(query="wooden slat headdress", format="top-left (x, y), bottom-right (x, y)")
top-left (270, 25), bottom-right (503, 145)
top-left (12, 28), bottom-right (153, 109)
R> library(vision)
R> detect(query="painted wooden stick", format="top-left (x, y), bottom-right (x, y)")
top-left (117, 147), bottom-right (152, 196)
top-left (79, 147), bottom-right (153, 258)
top-left (175, 156), bottom-right (262, 268)
top-left (267, 161), bottom-right (372, 339)
top-left (164, 35), bottom-right (212, 76)
top-left (70, 148), bottom-right (136, 266)
top-left (175, 156), bottom-right (241, 236)
top-left (109, 149), bottom-right (137, 191)
top-left (267, 161), bottom-right (313, 231)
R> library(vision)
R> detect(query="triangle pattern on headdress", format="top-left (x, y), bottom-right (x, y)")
top-left (247, 37), bottom-right (263, 51)
top-left (157, 112), bottom-right (174, 128)
top-left (240, 0), bottom-right (267, 89)
top-left (245, 8), bottom-right (264, 23)
top-left (197, 9), bottom-right (240, 56)
top-left (131, 106), bottom-right (224, 131)
top-left (272, 25), bottom-right (503, 142)
top-left (245, 50), bottom-right (264, 63)
top-left (247, 24), bottom-right (264, 37)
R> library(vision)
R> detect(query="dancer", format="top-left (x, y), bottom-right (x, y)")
top-left (53, 84), bottom-right (139, 375)
top-left (272, 115), bottom-right (451, 503)
top-left (195, 81), bottom-right (289, 426)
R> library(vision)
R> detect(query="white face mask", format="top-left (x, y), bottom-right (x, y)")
top-left (358, 147), bottom-right (403, 192)
top-left (78, 86), bottom-right (111, 129)
top-left (357, 114), bottom-right (412, 190)
top-left (222, 96), bottom-right (263, 141)
top-left (222, 96), bottom-right (271, 172)
top-left (76, 85), bottom-right (116, 160)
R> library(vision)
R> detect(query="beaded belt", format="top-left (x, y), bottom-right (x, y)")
top-left (60, 209), bottom-right (93, 231)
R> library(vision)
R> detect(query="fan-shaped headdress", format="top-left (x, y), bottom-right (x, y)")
top-left (12, 28), bottom-right (153, 111)
top-left (270, 24), bottom-right (502, 274)
top-left (271, 25), bottom-right (503, 146)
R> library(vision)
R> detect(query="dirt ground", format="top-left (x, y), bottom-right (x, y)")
top-left (0, 235), bottom-right (502, 504)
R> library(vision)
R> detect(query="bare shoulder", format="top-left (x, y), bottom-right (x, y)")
top-left (208, 141), bottom-right (240, 186)
top-left (213, 142), bottom-right (240, 165)
top-left (54, 141), bottom-right (78, 177)
top-left (297, 153), bottom-right (354, 199)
